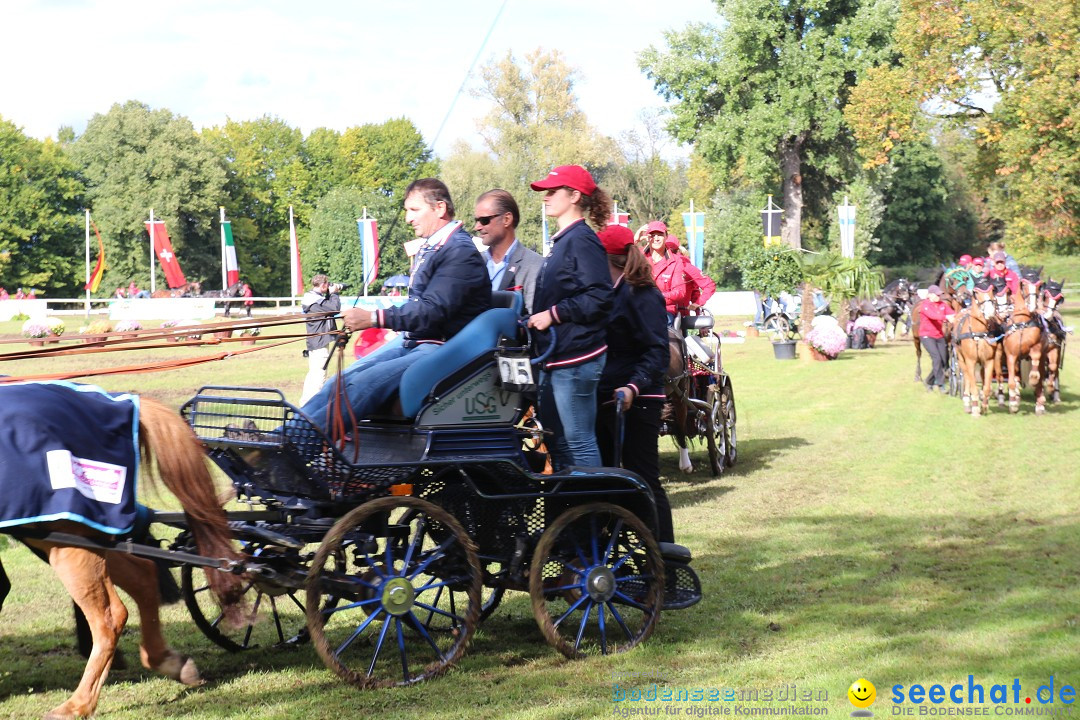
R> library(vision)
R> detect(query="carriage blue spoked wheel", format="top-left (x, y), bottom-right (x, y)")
top-left (529, 503), bottom-right (663, 659)
top-left (181, 539), bottom-right (316, 652)
top-left (721, 379), bottom-right (737, 467)
top-left (305, 496), bottom-right (481, 688)
top-left (705, 384), bottom-right (726, 476)
top-left (763, 314), bottom-right (791, 338)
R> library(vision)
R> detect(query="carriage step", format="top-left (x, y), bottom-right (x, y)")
top-left (663, 560), bottom-right (702, 611)
top-left (659, 542), bottom-right (692, 563)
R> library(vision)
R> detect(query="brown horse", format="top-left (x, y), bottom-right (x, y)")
top-left (955, 285), bottom-right (1001, 416)
top-left (0, 396), bottom-right (243, 720)
top-left (1038, 278), bottom-right (1067, 404)
top-left (1000, 277), bottom-right (1045, 414)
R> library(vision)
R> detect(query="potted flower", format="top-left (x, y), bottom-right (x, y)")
top-left (79, 319), bottom-right (113, 343)
top-left (852, 315), bottom-right (885, 348)
top-left (46, 317), bottom-right (65, 337)
top-left (238, 327), bottom-right (261, 345)
top-left (21, 319), bottom-right (50, 346)
top-left (114, 320), bottom-right (142, 333)
top-left (805, 322), bottom-right (848, 360)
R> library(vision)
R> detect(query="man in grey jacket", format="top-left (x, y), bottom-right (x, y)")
top-left (475, 189), bottom-right (544, 314)
top-left (298, 274), bottom-right (341, 406)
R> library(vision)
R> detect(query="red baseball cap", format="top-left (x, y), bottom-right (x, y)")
top-left (645, 220), bottom-right (668, 234)
top-left (972, 257), bottom-right (985, 266)
top-left (530, 165), bottom-right (597, 196)
top-left (665, 235), bottom-right (681, 251)
top-left (959, 254), bottom-right (972, 266)
top-left (598, 225), bottom-right (635, 255)
top-left (993, 251), bottom-right (1007, 262)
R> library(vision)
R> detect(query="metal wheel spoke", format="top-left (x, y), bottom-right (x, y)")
top-left (574, 602), bottom-right (594, 651)
top-left (334, 607), bottom-right (383, 657)
top-left (242, 592), bottom-right (265, 647)
top-left (605, 601), bottom-right (635, 640)
top-left (597, 602), bottom-right (607, 654)
top-left (322, 597), bottom-right (382, 617)
top-left (269, 596), bottom-right (286, 644)
top-left (553, 593), bottom-right (590, 629)
top-left (603, 520), bottom-right (623, 563)
top-left (589, 515), bottom-right (601, 564)
top-left (366, 614), bottom-right (393, 677)
top-left (421, 584), bottom-right (445, 626)
top-left (407, 537), bottom-right (457, 579)
top-left (395, 619), bottom-right (410, 684)
top-left (406, 611), bottom-right (448, 659)
top-left (611, 590), bottom-right (648, 611)
top-left (403, 516), bottom-right (428, 568)
top-left (286, 591), bottom-right (305, 613)
top-left (412, 601), bottom-right (467, 625)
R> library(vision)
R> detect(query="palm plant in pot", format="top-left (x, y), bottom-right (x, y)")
top-left (790, 250), bottom-right (883, 349)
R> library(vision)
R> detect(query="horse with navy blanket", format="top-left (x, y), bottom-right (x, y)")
top-left (0, 382), bottom-right (243, 720)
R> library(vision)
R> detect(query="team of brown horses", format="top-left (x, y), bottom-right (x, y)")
top-left (910, 273), bottom-right (1067, 416)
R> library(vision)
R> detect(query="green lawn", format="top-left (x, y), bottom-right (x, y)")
top-left (1, 313), bottom-right (1078, 719)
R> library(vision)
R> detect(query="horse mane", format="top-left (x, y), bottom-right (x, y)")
top-left (137, 398), bottom-right (244, 623)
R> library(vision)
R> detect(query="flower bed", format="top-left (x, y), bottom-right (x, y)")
top-left (805, 323), bottom-right (848, 359)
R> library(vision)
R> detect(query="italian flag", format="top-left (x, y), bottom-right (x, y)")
top-left (221, 211), bottom-right (239, 287)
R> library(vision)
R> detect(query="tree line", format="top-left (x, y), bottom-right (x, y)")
top-left (1, 0), bottom-right (1075, 298)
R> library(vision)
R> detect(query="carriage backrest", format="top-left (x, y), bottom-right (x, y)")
top-left (399, 305), bottom-right (523, 417)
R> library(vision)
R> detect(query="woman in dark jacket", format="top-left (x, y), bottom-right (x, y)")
top-left (594, 225), bottom-right (673, 542)
top-left (527, 165), bottom-right (613, 468)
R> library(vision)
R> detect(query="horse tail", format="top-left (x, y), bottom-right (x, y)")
top-left (137, 398), bottom-right (244, 622)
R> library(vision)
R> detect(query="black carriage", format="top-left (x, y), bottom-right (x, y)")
top-left (660, 311), bottom-right (737, 476)
top-left (173, 298), bottom-right (703, 687)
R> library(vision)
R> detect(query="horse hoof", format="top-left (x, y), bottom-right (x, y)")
top-left (1035, 404), bottom-right (1046, 416)
top-left (158, 653), bottom-right (204, 686)
top-left (971, 405), bottom-right (981, 417)
top-left (44, 706), bottom-right (81, 720)
top-left (679, 464), bottom-right (694, 475)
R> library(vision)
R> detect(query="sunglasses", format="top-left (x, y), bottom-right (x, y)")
top-left (474, 214), bottom-right (503, 226)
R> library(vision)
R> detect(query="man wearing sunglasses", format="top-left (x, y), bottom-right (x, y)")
top-left (474, 189), bottom-right (543, 315)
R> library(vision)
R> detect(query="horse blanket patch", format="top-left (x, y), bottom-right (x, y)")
top-left (0, 382), bottom-right (140, 535)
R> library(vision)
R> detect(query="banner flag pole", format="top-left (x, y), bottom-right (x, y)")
top-left (149, 208), bottom-right (156, 294)
top-left (220, 207), bottom-right (227, 290)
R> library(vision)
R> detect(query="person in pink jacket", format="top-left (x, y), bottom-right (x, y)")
top-left (647, 227), bottom-right (715, 321)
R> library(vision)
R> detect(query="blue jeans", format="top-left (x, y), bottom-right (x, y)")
top-left (538, 354), bottom-right (606, 469)
top-left (298, 342), bottom-right (437, 432)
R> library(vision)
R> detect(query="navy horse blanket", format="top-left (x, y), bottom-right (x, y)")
top-left (0, 382), bottom-right (140, 535)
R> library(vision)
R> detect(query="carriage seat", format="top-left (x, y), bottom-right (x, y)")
top-left (398, 293), bottom-right (524, 418)
top-left (682, 315), bottom-right (714, 331)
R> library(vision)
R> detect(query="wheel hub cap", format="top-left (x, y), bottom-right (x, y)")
top-left (380, 577), bottom-right (416, 616)
top-left (585, 566), bottom-right (617, 602)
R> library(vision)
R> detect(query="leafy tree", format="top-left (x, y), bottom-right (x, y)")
top-left (202, 116), bottom-right (310, 294)
top-left (703, 186), bottom-right (764, 290)
top-left (640, 0), bottom-right (899, 249)
top-left (444, 48), bottom-right (616, 249)
top-left (603, 111), bottom-right (688, 229)
top-left (67, 101), bottom-right (227, 293)
top-left (875, 141), bottom-right (976, 265)
top-left (0, 116), bottom-right (85, 294)
top-left (846, 0), bottom-right (1079, 253)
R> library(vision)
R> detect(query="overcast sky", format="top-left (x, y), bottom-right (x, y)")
top-left (4, 0), bottom-right (717, 158)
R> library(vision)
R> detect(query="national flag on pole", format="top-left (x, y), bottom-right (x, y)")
top-left (85, 219), bottom-right (107, 292)
top-left (608, 211), bottom-right (630, 227)
top-left (221, 215), bottom-right (240, 287)
top-left (144, 220), bottom-right (187, 288)
top-left (289, 206), bottom-right (303, 296)
top-left (357, 217), bottom-right (380, 291)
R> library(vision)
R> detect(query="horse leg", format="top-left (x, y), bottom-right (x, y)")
top-left (913, 337), bottom-right (923, 382)
top-left (1029, 340), bottom-right (1045, 416)
top-left (1005, 350), bottom-right (1021, 414)
top-left (673, 399), bottom-right (693, 474)
top-left (0, 557), bottom-right (9, 611)
top-left (106, 553), bottom-right (202, 686)
top-left (43, 545), bottom-right (126, 720)
top-left (959, 347), bottom-right (974, 414)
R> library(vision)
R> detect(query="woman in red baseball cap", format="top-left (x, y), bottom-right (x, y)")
top-left (594, 225), bottom-right (673, 541)
top-left (527, 165), bottom-right (614, 468)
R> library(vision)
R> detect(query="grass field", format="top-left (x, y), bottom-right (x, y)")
top-left (1, 311), bottom-right (1078, 720)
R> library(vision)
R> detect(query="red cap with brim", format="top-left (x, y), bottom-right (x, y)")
top-left (972, 257), bottom-right (985, 266)
top-left (665, 235), bottom-right (680, 251)
top-left (598, 225), bottom-right (635, 255)
top-left (645, 221), bottom-right (667, 234)
top-left (993, 251), bottom-right (1007, 262)
top-left (530, 165), bottom-right (597, 196)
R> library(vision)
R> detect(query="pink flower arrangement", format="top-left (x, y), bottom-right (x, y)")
top-left (853, 315), bottom-right (885, 333)
top-left (805, 324), bottom-right (848, 358)
top-left (21, 319), bottom-right (50, 338)
top-left (114, 320), bottom-right (142, 332)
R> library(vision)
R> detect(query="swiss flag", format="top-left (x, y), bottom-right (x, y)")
top-left (608, 212), bottom-right (630, 227)
top-left (145, 220), bottom-right (187, 288)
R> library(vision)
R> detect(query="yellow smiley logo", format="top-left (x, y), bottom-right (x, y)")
top-left (848, 678), bottom-right (877, 709)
